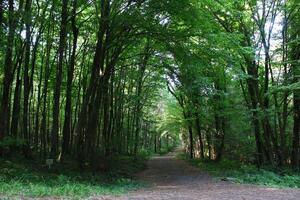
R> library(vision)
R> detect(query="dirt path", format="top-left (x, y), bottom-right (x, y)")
top-left (95, 152), bottom-right (300, 200)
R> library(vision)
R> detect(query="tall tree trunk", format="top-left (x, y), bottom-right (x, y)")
top-left (41, 28), bottom-right (53, 158)
top-left (280, 12), bottom-right (288, 164)
top-left (29, 29), bottom-right (44, 148)
top-left (195, 112), bottom-right (204, 158)
top-left (216, 119), bottom-right (226, 161)
top-left (11, 47), bottom-right (25, 137)
top-left (292, 89), bottom-right (300, 168)
top-left (76, 0), bottom-right (110, 163)
top-left (245, 59), bottom-right (264, 166)
top-left (23, 0), bottom-right (32, 157)
top-left (291, 11), bottom-right (300, 167)
top-left (134, 45), bottom-right (149, 156)
top-left (108, 72), bottom-right (115, 152)
top-left (0, 0), bottom-right (15, 144)
top-left (188, 122), bottom-right (194, 159)
top-left (261, 56), bottom-right (274, 164)
top-left (50, 0), bottom-right (68, 159)
top-left (184, 111), bottom-right (194, 159)
top-left (62, 0), bottom-right (78, 156)
top-left (34, 53), bottom-right (44, 150)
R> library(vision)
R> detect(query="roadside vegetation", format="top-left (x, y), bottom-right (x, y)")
top-left (0, 155), bottom-right (147, 199)
top-left (179, 154), bottom-right (300, 188)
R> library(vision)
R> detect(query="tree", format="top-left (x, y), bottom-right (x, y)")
top-left (0, 0), bottom-right (16, 145)
top-left (62, 0), bottom-right (78, 157)
top-left (290, 0), bottom-right (300, 168)
top-left (50, 0), bottom-right (69, 159)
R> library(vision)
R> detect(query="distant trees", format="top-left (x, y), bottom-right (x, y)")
top-left (164, 0), bottom-right (300, 168)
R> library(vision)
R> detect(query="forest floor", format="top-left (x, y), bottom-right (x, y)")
top-left (96, 151), bottom-right (300, 200)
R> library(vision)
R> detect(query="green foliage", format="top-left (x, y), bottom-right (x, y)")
top-left (156, 92), bottom-right (183, 138)
top-left (0, 156), bottom-right (147, 199)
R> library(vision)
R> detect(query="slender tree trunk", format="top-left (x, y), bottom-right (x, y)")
top-left (280, 16), bottom-right (288, 163)
top-left (11, 47), bottom-right (25, 137)
top-left (34, 54), bottom-right (44, 150)
top-left (23, 0), bottom-right (32, 157)
top-left (216, 119), bottom-right (226, 161)
top-left (261, 67), bottom-right (274, 164)
top-left (291, 19), bottom-right (300, 168)
top-left (76, 0), bottom-right (110, 164)
top-left (29, 31), bottom-right (43, 149)
top-left (195, 112), bottom-right (204, 158)
top-left (186, 112), bottom-right (194, 159)
top-left (50, 0), bottom-right (68, 159)
top-left (41, 28), bottom-right (53, 158)
top-left (245, 59), bottom-right (264, 166)
top-left (134, 46), bottom-right (149, 156)
top-left (108, 72), bottom-right (115, 152)
top-left (0, 0), bottom-right (15, 143)
top-left (102, 78), bottom-right (110, 155)
top-left (292, 90), bottom-right (300, 168)
top-left (62, 0), bottom-right (78, 156)
top-left (206, 130), bottom-right (212, 160)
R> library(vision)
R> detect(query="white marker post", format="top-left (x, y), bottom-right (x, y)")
top-left (46, 159), bottom-right (54, 169)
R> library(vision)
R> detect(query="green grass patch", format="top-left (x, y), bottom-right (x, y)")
top-left (0, 156), bottom-right (147, 199)
top-left (179, 154), bottom-right (300, 188)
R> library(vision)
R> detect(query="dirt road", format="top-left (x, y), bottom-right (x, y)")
top-left (95, 152), bottom-right (300, 200)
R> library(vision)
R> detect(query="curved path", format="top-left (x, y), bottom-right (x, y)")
top-left (96, 152), bottom-right (300, 200)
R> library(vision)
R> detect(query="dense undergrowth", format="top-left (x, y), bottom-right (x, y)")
top-left (0, 155), bottom-right (148, 199)
top-left (180, 154), bottom-right (300, 188)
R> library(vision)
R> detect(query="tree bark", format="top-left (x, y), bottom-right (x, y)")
top-left (134, 44), bottom-right (149, 157)
top-left (62, 0), bottom-right (78, 156)
top-left (76, 0), bottom-right (110, 163)
top-left (23, 0), bottom-right (32, 156)
top-left (195, 112), bottom-right (204, 158)
top-left (0, 0), bottom-right (16, 143)
top-left (244, 58), bottom-right (264, 166)
top-left (50, 0), bottom-right (68, 159)
top-left (291, 17), bottom-right (300, 168)
top-left (292, 90), bottom-right (300, 168)
top-left (11, 46), bottom-right (25, 138)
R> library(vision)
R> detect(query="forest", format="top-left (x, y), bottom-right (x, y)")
top-left (0, 0), bottom-right (300, 199)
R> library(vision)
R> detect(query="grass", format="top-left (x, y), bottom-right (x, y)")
top-left (179, 154), bottom-right (300, 188)
top-left (0, 155), bottom-right (147, 199)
